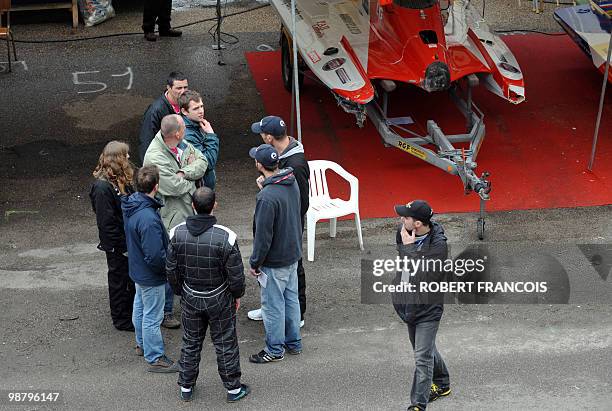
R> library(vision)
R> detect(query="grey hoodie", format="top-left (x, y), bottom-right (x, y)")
top-left (278, 138), bottom-right (310, 218)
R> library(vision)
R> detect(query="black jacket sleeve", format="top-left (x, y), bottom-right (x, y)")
top-left (396, 225), bottom-right (448, 262)
top-left (223, 241), bottom-right (245, 299)
top-left (395, 225), bottom-right (448, 305)
top-left (139, 102), bottom-right (165, 162)
top-left (90, 181), bottom-right (125, 253)
top-left (166, 237), bottom-right (182, 296)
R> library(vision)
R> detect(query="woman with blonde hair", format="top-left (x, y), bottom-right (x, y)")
top-left (89, 141), bottom-right (136, 332)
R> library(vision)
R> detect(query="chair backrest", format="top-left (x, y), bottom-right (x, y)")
top-left (308, 159), bottom-right (352, 200)
top-left (0, 0), bottom-right (10, 13)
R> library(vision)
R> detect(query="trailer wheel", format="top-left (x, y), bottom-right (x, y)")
top-left (281, 31), bottom-right (304, 93)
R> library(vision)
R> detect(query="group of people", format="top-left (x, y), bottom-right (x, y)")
top-left (89, 71), bottom-right (451, 410)
top-left (89, 72), bottom-right (311, 403)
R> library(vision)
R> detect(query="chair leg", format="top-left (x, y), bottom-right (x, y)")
top-left (307, 215), bottom-right (316, 262)
top-left (355, 212), bottom-right (364, 251)
top-left (329, 217), bottom-right (337, 238)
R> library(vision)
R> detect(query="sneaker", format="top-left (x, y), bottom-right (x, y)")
top-left (147, 355), bottom-right (179, 373)
top-left (226, 384), bottom-right (251, 403)
top-left (407, 406), bottom-right (423, 411)
top-left (162, 313), bottom-right (180, 329)
top-left (135, 345), bottom-right (144, 356)
top-left (179, 387), bottom-right (193, 402)
top-left (247, 308), bottom-right (263, 321)
top-left (300, 319), bottom-right (305, 328)
top-left (144, 32), bottom-right (157, 42)
top-left (249, 350), bottom-right (283, 364)
top-left (159, 29), bottom-right (183, 37)
top-left (284, 346), bottom-right (302, 355)
top-left (429, 383), bottom-right (451, 402)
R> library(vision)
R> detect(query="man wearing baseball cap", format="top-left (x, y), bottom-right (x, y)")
top-left (247, 144), bottom-right (303, 363)
top-left (392, 200), bottom-right (451, 411)
top-left (249, 115), bottom-right (310, 328)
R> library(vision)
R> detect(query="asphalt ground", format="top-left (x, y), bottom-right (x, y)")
top-left (0, 2), bottom-right (611, 410)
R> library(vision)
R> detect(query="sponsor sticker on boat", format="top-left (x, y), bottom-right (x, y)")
top-left (336, 68), bottom-right (351, 84)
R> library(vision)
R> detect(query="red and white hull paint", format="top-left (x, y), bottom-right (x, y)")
top-left (270, 0), bottom-right (525, 105)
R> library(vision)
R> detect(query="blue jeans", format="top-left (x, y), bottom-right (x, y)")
top-left (133, 283), bottom-right (166, 364)
top-left (260, 263), bottom-right (302, 357)
top-left (165, 282), bottom-right (174, 313)
top-left (407, 320), bottom-right (450, 409)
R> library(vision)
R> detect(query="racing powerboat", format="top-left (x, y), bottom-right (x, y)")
top-left (271, 0), bottom-right (526, 238)
top-left (554, 4), bottom-right (612, 84)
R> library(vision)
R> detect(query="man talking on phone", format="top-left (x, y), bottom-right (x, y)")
top-left (392, 200), bottom-right (451, 411)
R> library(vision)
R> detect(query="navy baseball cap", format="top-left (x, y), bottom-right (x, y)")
top-left (394, 200), bottom-right (433, 223)
top-left (249, 144), bottom-right (279, 168)
top-left (251, 115), bottom-right (287, 137)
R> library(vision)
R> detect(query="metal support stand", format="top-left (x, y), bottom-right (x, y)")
top-left (588, 30), bottom-right (611, 171)
top-left (365, 78), bottom-right (491, 239)
top-left (291, 0), bottom-right (303, 143)
top-left (477, 198), bottom-right (486, 240)
top-left (212, 0), bottom-right (226, 66)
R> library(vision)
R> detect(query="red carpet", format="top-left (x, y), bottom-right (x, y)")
top-left (246, 35), bottom-right (612, 218)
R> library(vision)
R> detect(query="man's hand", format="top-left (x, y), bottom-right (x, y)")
top-left (400, 225), bottom-right (416, 245)
top-left (249, 267), bottom-right (260, 277)
top-left (176, 171), bottom-right (186, 179)
top-left (200, 119), bottom-right (214, 134)
top-left (235, 298), bottom-right (241, 311)
top-left (256, 175), bottom-right (265, 190)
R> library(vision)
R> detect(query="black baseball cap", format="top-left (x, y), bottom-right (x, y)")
top-left (394, 200), bottom-right (433, 223)
top-left (251, 116), bottom-right (287, 137)
top-left (249, 144), bottom-right (279, 168)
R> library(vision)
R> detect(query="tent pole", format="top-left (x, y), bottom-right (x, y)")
top-left (588, 30), bottom-right (612, 171)
top-left (291, 0), bottom-right (303, 143)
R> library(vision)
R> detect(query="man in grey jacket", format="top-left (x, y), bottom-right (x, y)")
top-left (247, 144), bottom-right (303, 364)
top-left (144, 114), bottom-right (208, 329)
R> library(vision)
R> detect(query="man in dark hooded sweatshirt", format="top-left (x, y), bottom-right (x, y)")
top-left (248, 115), bottom-right (310, 328)
top-left (392, 200), bottom-right (451, 411)
top-left (166, 187), bottom-right (250, 403)
top-left (247, 144), bottom-right (303, 364)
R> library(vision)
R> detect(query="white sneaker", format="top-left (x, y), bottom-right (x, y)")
top-left (300, 320), bottom-right (305, 328)
top-left (247, 308), bottom-right (263, 321)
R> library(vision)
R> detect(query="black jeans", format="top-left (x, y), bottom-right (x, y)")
top-left (104, 251), bottom-right (135, 329)
top-left (178, 285), bottom-right (241, 391)
top-left (298, 215), bottom-right (306, 319)
top-left (142, 0), bottom-right (172, 33)
top-left (297, 258), bottom-right (306, 319)
top-left (407, 320), bottom-right (450, 409)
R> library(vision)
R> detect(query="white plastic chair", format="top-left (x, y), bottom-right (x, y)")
top-left (306, 160), bottom-right (364, 261)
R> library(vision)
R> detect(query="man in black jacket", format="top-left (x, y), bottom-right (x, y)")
top-left (139, 72), bottom-right (189, 162)
top-left (248, 116), bottom-right (310, 327)
top-left (247, 144), bottom-right (303, 364)
top-left (167, 187), bottom-right (250, 403)
top-left (392, 200), bottom-right (451, 411)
